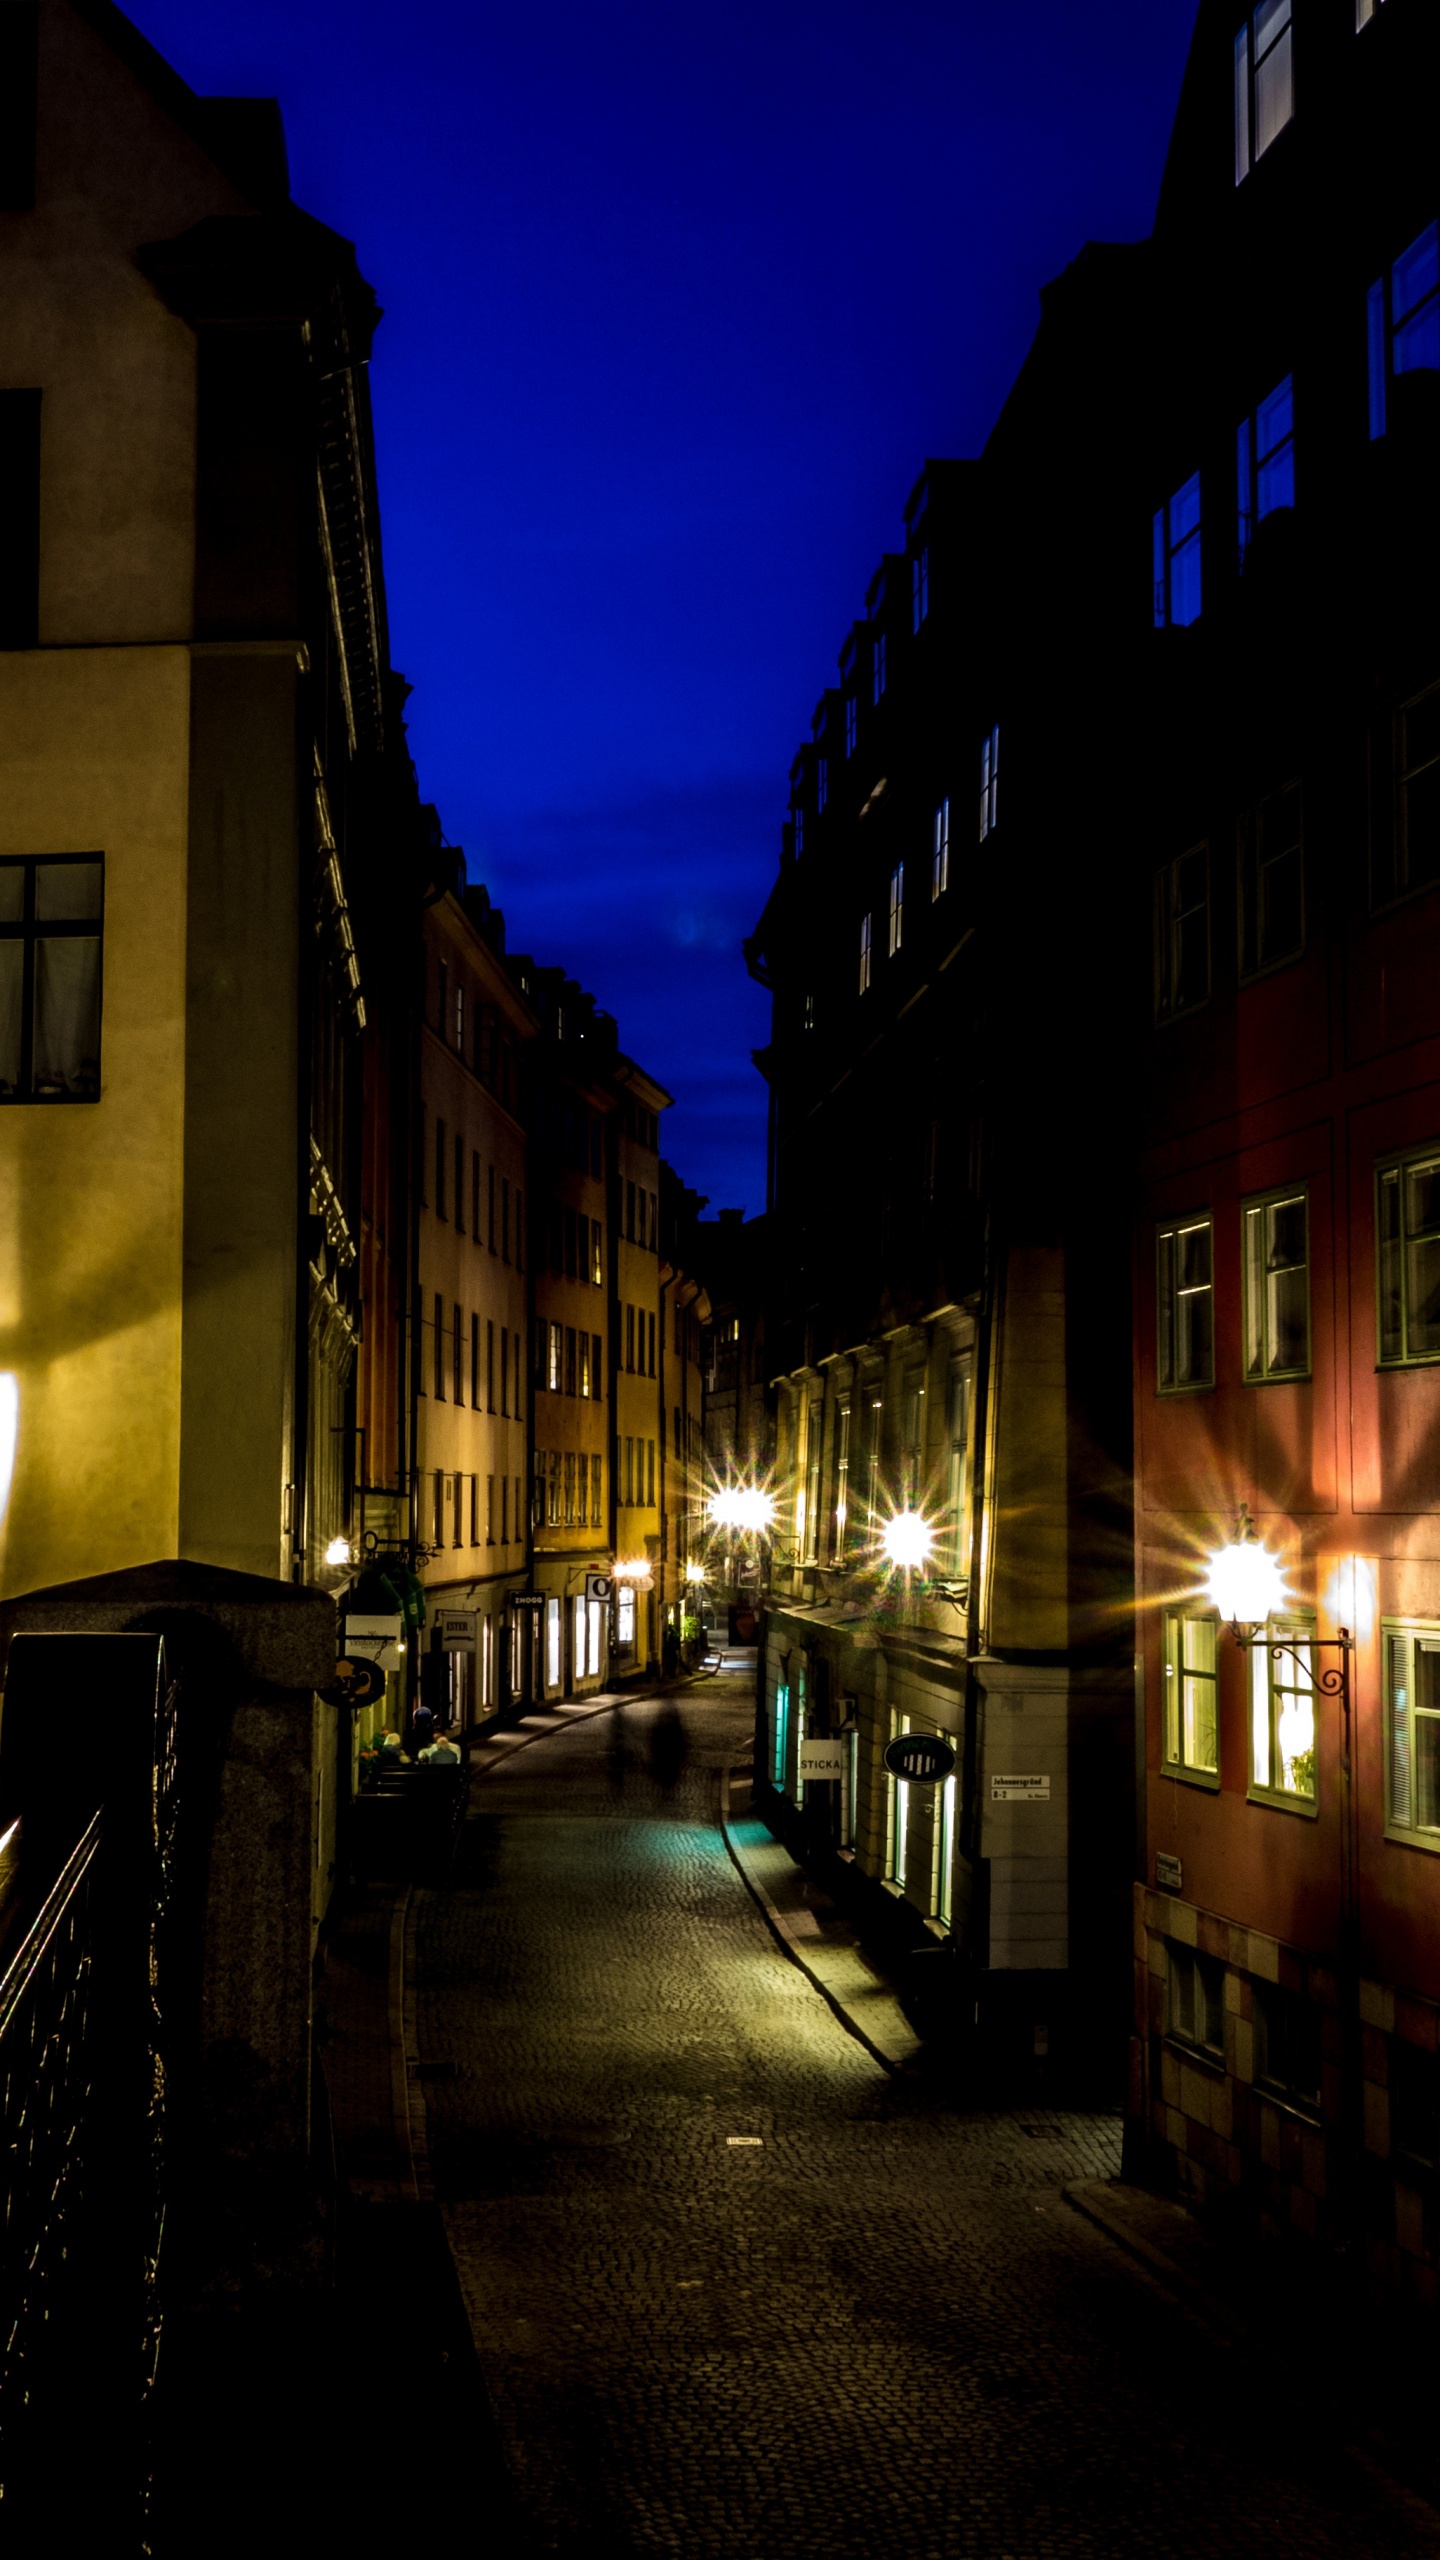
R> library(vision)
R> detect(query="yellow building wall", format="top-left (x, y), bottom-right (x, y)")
top-left (0, 646), bottom-right (191, 1599)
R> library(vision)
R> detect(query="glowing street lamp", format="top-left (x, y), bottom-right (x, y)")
top-left (707, 1486), bottom-right (776, 1535)
top-left (1205, 1531), bottom-right (1285, 1629)
top-left (324, 1536), bottom-right (354, 1569)
top-left (684, 1561), bottom-right (707, 1587)
top-left (881, 1510), bottom-right (934, 1572)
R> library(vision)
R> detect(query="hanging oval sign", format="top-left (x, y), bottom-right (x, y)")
top-left (883, 1732), bottom-right (957, 1785)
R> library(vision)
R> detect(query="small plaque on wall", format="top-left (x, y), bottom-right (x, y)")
top-left (1156, 1851), bottom-right (1183, 1892)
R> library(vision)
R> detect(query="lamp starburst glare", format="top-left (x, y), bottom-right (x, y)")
top-left (881, 1510), bottom-right (934, 1572)
top-left (707, 1486), bottom-right (776, 1534)
top-left (1206, 1536), bottom-right (1285, 1627)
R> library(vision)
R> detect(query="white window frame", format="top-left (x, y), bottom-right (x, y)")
top-left (1234, 0), bottom-right (1293, 186)
top-left (887, 862), bottom-right (904, 958)
top-left (979, 725), bottom-right (999, 840)
top-left (1242, 1183), bottom-right (1310, 1381)
top-left (1162, 1609), bottom-right (1221, 1785)
top-left (932, 798), bottom-right (950, 900)
top-left (1248, 1614), bottom-right (1318, 1811)
top-left (858, 912), bottom-right (872, 994)
top-left (1384, 1619), bottom-right (1440, 1849)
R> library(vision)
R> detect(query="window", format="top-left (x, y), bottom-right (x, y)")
top-left (591, 1221), bottom-right (603, 1286)
top-left (793, 804), bottom-right (805, 857)
top-left (935, 1770), bottom-right (957, 1931)
top-left (858, 913), bottom-right (872, 994)
top-left (1155, 847), bottom-right (1210, 1020)
top-left (1367, 222), bottom-right (1439, 440)
top-left (563, 1453), bottom-right (576, 1525)
top-left (487, 1164), bottom-right (495, 1252)
top-left (887, 863), bottom-right (904, 958)
top-left (433, 1294), bottom-right (445, 1400)
top-left (817, 757), bottom-right (828, 813)
top-left (472, 1151), bottom-right (481, 1240)
top-left (888, 1713), bottom-right (909, 1885)
top-left (1254, 1981), bottom-right (1321, 2107)
top-left (648, 1311), bottom-right (656, 1377)
top-left (1250, 1617), bottom-right (1317, 1803)
top-left (516, 1189), bottom-right (524, 1272)
top-left (453, 981), bottom-right (465, 1053)
top-left (945, 1363), bottom-right (970, 1573)
top-left (1239, 782), bottom-right (1303, 976)
top-left (0, 389), bottom-right (41, 646)
top-left (548, 1320), bottom-right (563, 1393)
top-left (772, 1680), bottom-right (791, 1789)
top-left (1237, 375), bottom-right (1295, 562)
top-left (1153, 473), bottom-right (1202, 628)
top-left (593, 1335), bottom-right (603, 1400)
top-left (978, 725), bottom-right (999, 840)
top-left (932, 799), bottom-right (950, 900)
top-left (1167, 1943), bottom-right (1225, 2054)
top-left (623, 1437), bottom-right (634, 1506)
top-left (1156, 1216), bottom-right (1214, 1392)
top-left (452, 1470), bottom-right (464, 1548)
top-left (1243, 1186), bottom-right (1309, 1379)
top-left (844, 697), bottom-right (857, 759)
top-left (1234, 0), bottom-right (1293, 185)
top-left (433, 1470), bottom-right (444, 1549)
top-left (872, 633), bottom-right (887, 706)
top-left (579, 1333), bottom-right (592, 1398)
top-left (435, 1118), bottom-right (446, 1220)
top-left (1378, 1148), bottom-right (1440, 1364)
top-left (501, 1324), bottom-right (510, 1416)
top-left (470, 1312), bottom-right (480, 1407)
top-left (452, 1304), bottom-right (463, 1404)
top-left (1385, 1622), bottom-right (1440, 1840)
top-left (0, 855), bottom-right (103, 1101)
top-left (1355, 0), bottom-right (1388, 22)
top-left (625, 1305), bottom-right (635, 1373)
top-left (647, 1439), bottom-right (656, 1506)
top-left (548, 1451), bottom-right (562, 1526)
top-left (831, 1401), bottom-right (851, 1559)
top-left (592, 1453), bottom-right (603, 1523)
top-left (1393, 2040), bottom-right (1440, 2165)
top-left (0, 8), bottom-right (38, 213)
top-left (1388, 683), bottom-right (1440, 901)
top-left (502, 1178), bottom-right (511, 1262)
top-left (912, 546), bottom-right (929, 633)
top-left (1162, 1612), bottom-right (1220, 1778)
top-left (454, 1133), bottom-right (464, 1229)
top-left (485, 1474), bottom-right (495, 1545)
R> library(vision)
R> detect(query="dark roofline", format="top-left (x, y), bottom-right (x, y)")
top-left (70, 0), bottom-right (290, 204)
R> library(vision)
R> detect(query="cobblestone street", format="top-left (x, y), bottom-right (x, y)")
top-left (409, 1677), bottom-right (1440, 2560)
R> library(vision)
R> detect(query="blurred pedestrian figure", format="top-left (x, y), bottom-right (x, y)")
top-left (411, 1700), bottom-right (435, 1757)
top-left (648, 1700), bottom-right (688, 1794)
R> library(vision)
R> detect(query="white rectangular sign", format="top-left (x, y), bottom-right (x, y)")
top-left (437, 1609), bottom-right (477, 1651)
top-left (799, 1739), bottom-right (848, 1781)
top-left (991, 1772), bottom-right (1051, 1802)
top-left (344, 1613), bottom-right (403, 1673)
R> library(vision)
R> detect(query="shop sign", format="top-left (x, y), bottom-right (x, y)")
top-left (798, 1738), bottom-right (847, 1781)
top-left (990, 1772), bottom-right (1051, 1802)
top-left (585, 1574), bottom-right (614, 1604)
top-left (512, 1593), bottom-right (545, 1610)
top-left (437, 1609), bottom-right (477, 1651)
top-left (344, 1613), bottom-right (403, 1673)
top-left (883, 1732), bottom-right (957, 1785)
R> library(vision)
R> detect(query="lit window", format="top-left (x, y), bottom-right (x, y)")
top-left (1356, 0), bottom-right (1387, 22)
top-left (1156, 1215), bottom-right (1214, 1391)
top-left (1385, 1622), bottom-right (1440, 1839)
top-left (1153, 473), bottom-right (1202, 628)
top-left (978, 725), bottom-right (999, 839)
top-left (1377, 1147), bottom-right (1440, 1365)
top-left (844, 696), bottom-right (857, 759)
top-left (772, 1679), bottom-right (791, 1789)
top-left (858, 912), bottom-right (872, 994)
top-left (932, 798), bottom-right (950, 899)
top-left (1242, 1186), bottom-right (1309, 1380)
top-left (1154, 846), bottom-right (1209, 1020)
top-left (887, 862), bottom-right (904, 957)
top-left (1367, 221), bottom-right (1440, 441)
top-left (0, 855), bottom-right (103, 1102)
top-left (547, 1319), bottom-right (563, 1392)
top-left (1162, 1612), bottom-right (1220, 1777)
top-left (1234, 0), bottom-right (1293, 185)
top-left (1250, 1617), bottom-right (1317, 1803)
top-left (1237, 374), bottom-right (1294, 562)
top-left (817, 757), bottom-right (828, 813)
top-left (1238, 780), bottom-right (1303, 975)
top-left (872, 632), bottom-right (887, 706)
top-left (911, 546), bottom-right (929, 632)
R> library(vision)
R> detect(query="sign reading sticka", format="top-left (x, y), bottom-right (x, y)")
top-left (990, 1772), bottom-right (1051, 1802)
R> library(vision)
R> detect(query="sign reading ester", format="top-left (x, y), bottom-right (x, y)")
top-left (990, 1772), bottom-right (1051, 1802)
top-left (883, 1732), bottom-right (958, 1786)
top-left (798, 1738), bottom-right (848, 1782)
top-left (437, 1610), bottom-right (477, 1651)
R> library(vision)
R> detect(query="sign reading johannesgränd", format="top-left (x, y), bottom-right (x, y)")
top-left (990, 1773), bottom-right (1051, 1802)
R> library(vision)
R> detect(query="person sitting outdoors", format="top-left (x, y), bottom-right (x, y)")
top-left (376, 1729), bottom-right (405, 1763)
top-left (419, 1729), bottom-right (461, 1766)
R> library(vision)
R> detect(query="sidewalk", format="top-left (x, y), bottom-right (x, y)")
top-left (719, 1764), bottom-right (922, 2072)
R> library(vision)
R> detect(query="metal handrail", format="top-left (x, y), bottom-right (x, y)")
top-left (0, 1812), bottom-right (102, 2043)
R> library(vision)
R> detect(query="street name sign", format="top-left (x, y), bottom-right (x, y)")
top-left (883, 1733), bottom-right (957, 1785)
top-left (1156, 1851), bottom-right (1183, 1891)
top-left (798, 1738), bottom-right (847, 1781)
top-left (990, 1773), bottom-right (1051, 1802)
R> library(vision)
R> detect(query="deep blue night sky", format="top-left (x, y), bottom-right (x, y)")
top-left (132, 0), bottom-right (1198, 1214)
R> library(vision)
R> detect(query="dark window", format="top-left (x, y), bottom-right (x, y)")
top-left (593, 1334), bottom-right (603, 1400)
top-left (433, 1294), bottom-right (445, 1400)
top-left (1397, 684), bottom-right (1440, 898)
top-left (486, 1318), bottom-right (495, 1413)
top-left (1254, 1982), bottom-right (1322, 2109)
top-left (1239, 782), bottom-right (1303, 975)
top-left (472, 1149), bottom-right (481, 1241)
top-left (502, 1178), bottom-right (510, 1262)
top-left (872, 632), bottom-right (886, 706)
top-left (648, 1311), bottom-right (656, 1378)
top-left (1392, 2039), bottom-right (1440, 2167)
top-left (844, 696), bottom-right (857, 758)
top-left (1167, 1943), bottom-right (1224, 2055)
top-left (454, 1134), bottom-right (464, 1232)
top-left (1237, 375), bottom-right (1295, 563)
top-left (1157, 1216), bottom-right (1215, 1391)
top-left (500, 1324), bottom-right (509, 1416)
top-left (0, 855), bottom-right (103, 1102)
top-left (1155, 846), bottom-right (1210, 1020)
top-left (911, 546), bottom-right (929, 632)
top-left (0, 389), bottom-right (42, 648)
top-left (1377, 1155), bottom-right (1440, 1366)
top-left (0, 6), bottom-right (39, 212)
top-left (1153, 473), bottom-right (1202, 628)
top-left (487, 1163), bottom-right (496, 1253)
top-left (435, 1119), bottom-right (446, 1220)
top-left (471, 1311), bottom-right (480, 1407)
top-left (565, 1326), bottom-right (577, 1396)
top-left (1368, 221), bottom-right (1439, 440)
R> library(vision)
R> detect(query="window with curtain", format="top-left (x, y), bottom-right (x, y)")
top-left (0, 856), bottom-right (103, 1102)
